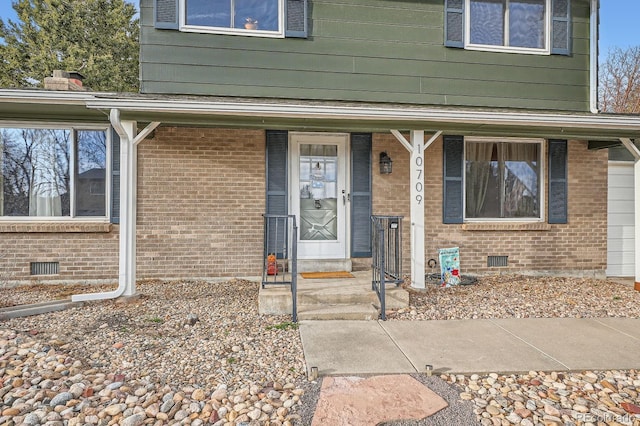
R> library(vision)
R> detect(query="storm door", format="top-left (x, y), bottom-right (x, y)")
top-left (290, 133), bottom-right (348, 259)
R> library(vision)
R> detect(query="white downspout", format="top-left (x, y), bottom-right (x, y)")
top-left (590, 0), bottom-right (599, 114)
top-left (72, 109), bottom-right (137, 302)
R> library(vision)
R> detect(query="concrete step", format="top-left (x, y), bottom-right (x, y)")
top-left (297, 259), bottom-right (352, 273)
top-left (298, 303), bottom-right (380, 321)
top-left (298, 287), bottom-right (377, 306)
top-left (0, 300), bottom-right (79, 321)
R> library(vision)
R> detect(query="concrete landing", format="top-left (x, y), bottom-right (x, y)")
top-left (299, 318), bottom-right (640, 377)
top-left (259, 270), bottom-right (409, 320)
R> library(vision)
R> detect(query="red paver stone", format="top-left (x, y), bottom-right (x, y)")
top-left (311, 375), bottom-right (448, 426)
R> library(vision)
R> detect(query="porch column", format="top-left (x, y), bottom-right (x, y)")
top-left (390, 130), bottom-right (442, 289)
top-left (119, 120), bottom-right (138, 296)
top-left (620, 138), bottom-right (640, 291)
top-left (410, 131), bottom-right (426, 289)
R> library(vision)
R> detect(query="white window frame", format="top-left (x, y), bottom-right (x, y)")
top-left (179, 0), bottom-right (285, 38)
top-left (463, 137), bottom-right (545, 223)
top-left (0, 122), bottom-right (111, 223)
top-left (464, 0), bottom-right (551, 55)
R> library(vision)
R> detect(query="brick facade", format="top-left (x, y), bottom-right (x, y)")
top-left (372, 134), bottom-right (608, 277)
top-left (136, 127), bottom-right (266, 279)
top-left (0, 129), bottom-right (608, 284)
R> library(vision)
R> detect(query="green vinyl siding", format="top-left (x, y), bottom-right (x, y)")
top-left (140, 0), bottom-right (591, 112)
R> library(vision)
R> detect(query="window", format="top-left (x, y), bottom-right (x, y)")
top-left (156, 0), bottom-right (307, 38)
top-left (469, 0), bottom-right (548, 53)
top-left (444, 0), bottom-right (570, 55)
top-left (465, 138), bottom-right (541, 220)
top-left (1, 127), bottom-right (109, 219)
top-left (183, 0), bottom-right (283, 36)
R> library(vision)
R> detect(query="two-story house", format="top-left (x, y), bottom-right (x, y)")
top-left (1, 0), bottom-right (640, 297)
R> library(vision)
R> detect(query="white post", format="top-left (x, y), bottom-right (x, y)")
top-left (120, 121), bottom-right (138, 296)
top-left (410, 130), bottom-right (425, 289)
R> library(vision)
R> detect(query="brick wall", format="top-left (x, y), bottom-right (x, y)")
top-left (0, 224), bottom-right (119, 284)
top-left (0, 128), bottom-right (607, 284)
top-left (136, 127), bottom-right (266, 279)
top-left (0, 128), bottom-right (266, 284)
top-left (372, 134), bottom-right (608, 277)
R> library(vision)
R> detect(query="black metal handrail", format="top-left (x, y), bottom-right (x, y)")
top-left (371, 215), bottom-right (403, 321)
top-left (262, 214), bottom-right (298, 322)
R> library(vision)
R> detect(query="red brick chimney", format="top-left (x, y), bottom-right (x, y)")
top-left (44, 70), bottom-right (86, 91)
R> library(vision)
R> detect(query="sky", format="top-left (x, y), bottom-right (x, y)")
top-left (0, 0), bottom-right (637, 55)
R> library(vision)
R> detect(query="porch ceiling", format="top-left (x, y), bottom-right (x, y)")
top-left (1, 90), bottom-right (639, 141)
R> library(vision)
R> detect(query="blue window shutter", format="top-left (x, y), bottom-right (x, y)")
top-left (266, 131), bottom-right (288, 216)
top-left (548, 139), bottom-right (568, 224)
top-left (155, 0), bottom-right (179, 30)
top-left (444, 0), bottom-right (464, 48)
top-left (350, 133), bottom-right (372, 258)
top-left (551, 0), bottom-right (571, 55)
top-left (285, 0), bottom-right (308, 38)
top-left (443, 135), bottom-right (464, 224)
top-left (111, 128), bottom-right (120, 224)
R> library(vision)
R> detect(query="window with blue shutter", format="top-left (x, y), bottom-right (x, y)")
top-left (154, 0), bottom-right (179, 30)
top-left (266, 131), bottom-right (288, 217)
top-left (444, 0), bottom-right (571, 55)
top-left (445, 0), bottom-right (464, 48)
top-left (443, 135), bottom-right (464, 224)
top-left (350, 133), bottom-right (372, 257)
top-left (155, 0), bottom-right (308, 38)
top-left (548, 140), bottom-right (568, 224)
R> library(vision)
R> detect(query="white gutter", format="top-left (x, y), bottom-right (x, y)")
top-left (590, 0), bottom-right (599, 114)
top-left (84, 99), bottom-right (640, 132)
top-left (0, 89), bottom-right (107, 103)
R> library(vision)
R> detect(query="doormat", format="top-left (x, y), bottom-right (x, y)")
top-left (301, 271), bottom-right (355, 279)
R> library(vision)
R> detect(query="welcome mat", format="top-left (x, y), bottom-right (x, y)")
top-left (301, 271), bottom-right (355, 279)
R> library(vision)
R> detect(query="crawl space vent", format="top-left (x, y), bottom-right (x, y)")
top-left (30, 261), bottom-right (59, 276)
top-left (487, 256), bottom-right (508, 267)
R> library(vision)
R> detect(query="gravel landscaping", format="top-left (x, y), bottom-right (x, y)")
top-left (1, 275), bottom-right (640, 425)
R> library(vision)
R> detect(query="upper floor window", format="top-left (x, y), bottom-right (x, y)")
top-left (183, 0), bottom-right (283, 36)
top-left (1, 127), bottom-right (109, 219)
top-left (470, 0), bottom-right (547, 51)
top-left (156, 0), bottom-right (308, 38)
top-left (445, 0), bottom-right (570, 55)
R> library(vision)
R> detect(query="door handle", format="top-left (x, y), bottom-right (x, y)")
top-left (342, 190), bottom-right (346, 205)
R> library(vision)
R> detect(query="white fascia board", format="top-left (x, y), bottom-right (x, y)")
top-left (85, 98), bottom-right (640, 132)
top-left (0, 89), bottom-right (105, 104)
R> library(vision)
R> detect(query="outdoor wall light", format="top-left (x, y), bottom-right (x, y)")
top-left (379, 152), bottom-right (392, 174)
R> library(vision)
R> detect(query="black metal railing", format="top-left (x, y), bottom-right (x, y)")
top-left (371, 215), bottom-right (403, 320)
top-left (262, 214), bottom-right (298, 322)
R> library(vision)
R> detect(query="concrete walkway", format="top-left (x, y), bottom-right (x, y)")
top-left (299, 318), bottom-right (640, 377)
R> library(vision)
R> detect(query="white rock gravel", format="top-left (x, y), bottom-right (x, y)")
top-left (1, 279), bottom-right (306, 425)
top-left (2, 275), bottom-right (640, 426)
top-left (390, 275), bottom-right (640, 320)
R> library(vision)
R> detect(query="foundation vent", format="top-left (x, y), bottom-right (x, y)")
top-left (487, 256), bottom-right (508, 267)
top-left (30, 261), bottom-right (59, 276)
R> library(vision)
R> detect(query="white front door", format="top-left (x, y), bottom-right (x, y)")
top-left (290, 133), bottom-right (348, 259)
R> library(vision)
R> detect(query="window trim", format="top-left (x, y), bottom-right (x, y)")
top-left (464, 0), bottom-right (552, 55)
top-left (179, 0), bottom-right (286, 38)
top-left (0, 122), bottom-right (112, 223)
top-left (463, 136), bottom-right (545, 223)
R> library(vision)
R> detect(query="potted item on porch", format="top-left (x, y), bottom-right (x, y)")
top-left (267, 253), bottom-right (277, 275)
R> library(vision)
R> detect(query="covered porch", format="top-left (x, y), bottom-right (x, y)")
top-left (1, 90), bottom-right (640, 305)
